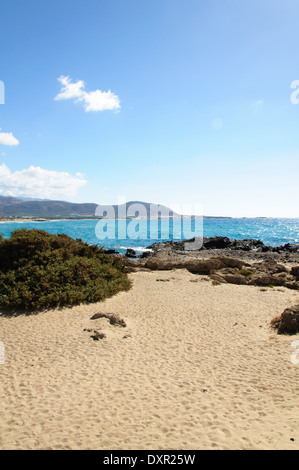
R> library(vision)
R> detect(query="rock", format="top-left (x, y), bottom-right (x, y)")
top-left (146, 237), bottom-right (299, 254)
top-left (122, 258), bottom-right (143, 267)
top-left (291, 266), bottom-right (299, 280)
top-left (90, 313), bottom-right (126, 327)
top-left (144, 257), bottom-right (225, 274)
top-left (219, 272), bottom-right (248, 285)
top-left (216, 255), bottom-right (248, 269)
top-left (125, 248), bottom-right (137, 258)
top-left (256, 260), bottom-right (288, 274)
top-left (202, 237), bottom-right (231, 249)
top-left (248, 274), bottom-right (274, 286)
top-left (90, 330), bottom-right (106, 341)
top-left (229, 238), bottom-right (266, 252)
top-left (284, 281), bottom-right (299, 290)
top-left (271, 272), bottom-right (296, 284)
top-left (273, 305), bottom-right (299, 334)
top-left (210, 273), bottom-right (227, 284)
top-left (143, 258), bottom-right (170, 271)
top-left (140, 250), bottom-right (153, 258)
top-left (273, 244), bottom-right (299, 253)
top-left (184, 259), bottom-right (226, 274)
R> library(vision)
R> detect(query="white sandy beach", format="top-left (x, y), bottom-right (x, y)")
top-left (0, 270), bottom-right (298, 450)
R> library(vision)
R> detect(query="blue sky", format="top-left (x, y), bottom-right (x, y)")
top-left (0, 0), bottom-right (299, 217)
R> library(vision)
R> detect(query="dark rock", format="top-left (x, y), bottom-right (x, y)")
top-left (140, 250), bottom-right (153, 258)
top-left (272, 305), bottom-right (299, 334)
top-left (90, 313), bottom-right (126, 327)
top-left (284, 281), bottom-right (299, 290)
top-left (273, 244), bottom-right (299, 253)
top-left (271, 272), bottom-right (295, 284)
top-left (125, 248), bottom-right (137, 258)
top-left (216, 255), bottom-right (248, 269)
top-left (146, 237), bottom-right (299, 255)
top-left (103, 249), bottom-right (118, 255)
top-left (210, 273), bottom-right (228, 284)
top-left (202, 237), bottom-right (231, 249)
top-left (90, 330), bottom-right (106, 341)
top-left (254, 259), bottom-right (288, 274)
top-left (217, 272), bottom-right (248, 285)
top-left (200, 237), bottom-right (266, 252)
top-left (291, 266), bottom-right (299, 280)
top-left (248, 274), bottom-right (275, 286)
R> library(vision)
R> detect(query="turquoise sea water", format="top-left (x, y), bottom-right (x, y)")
top-left (0, 218), bottom-right (298, 254)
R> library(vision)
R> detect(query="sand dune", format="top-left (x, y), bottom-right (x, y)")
top-left (0, 270), bottom-right (298, 450)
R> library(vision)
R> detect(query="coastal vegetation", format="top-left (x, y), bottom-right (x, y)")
top-left (0, 229), bottom-right (132, 312)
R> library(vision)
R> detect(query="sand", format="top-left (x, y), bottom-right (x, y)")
top-left (0, 269), bottom-right (298, 450)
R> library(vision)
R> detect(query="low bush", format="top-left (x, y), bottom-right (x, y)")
top-left (237, 269), bottom-right (253, 277)
top-left (0, 229), bottom-right (132, 312)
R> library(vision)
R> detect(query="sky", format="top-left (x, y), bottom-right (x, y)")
top-left (0, 0), bottom-right (299, 217)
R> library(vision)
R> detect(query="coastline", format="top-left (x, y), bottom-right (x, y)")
top-left (0, 216), bottom-right (298, 222)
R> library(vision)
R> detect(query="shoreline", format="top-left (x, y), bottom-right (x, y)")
top-left (0, 215), bottom-right (298, 223)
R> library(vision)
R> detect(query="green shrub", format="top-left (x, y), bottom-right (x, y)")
top-left (0, 229), bottom-right (132, 312)
top-left (237, 269), bottom-right (253, 277)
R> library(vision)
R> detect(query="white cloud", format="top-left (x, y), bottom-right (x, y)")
top-left (0, 164), bottom-right (87, 198)
top-left (55, 75), bottom-right (120, 112)
top-left (0, 132), bottom-right (20, 146)
top-left (55, 76), bottom-right (85, 100)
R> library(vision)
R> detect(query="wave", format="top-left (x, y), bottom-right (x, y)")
top-left (120, 246), bottom-right (153, 253)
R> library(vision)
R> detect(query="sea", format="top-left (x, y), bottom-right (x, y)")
top-left (0, 217), bottom-right (298, 255)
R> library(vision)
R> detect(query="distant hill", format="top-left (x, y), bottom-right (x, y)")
top-left (0, 196), bottom-right (181, 219)
top-left (96, 201), bottom-right (181, 219)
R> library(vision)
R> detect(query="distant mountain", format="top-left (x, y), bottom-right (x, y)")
top-left (96, 201), bottom-right (181, 219)
top-left (0, 196), bottom-right (181, 219)
top-left (0, 196), bottom-right (23, 206)
top-left (0, 196), bottom-right (98, 218)
top-left (17, 197), bottom-right (53, 202)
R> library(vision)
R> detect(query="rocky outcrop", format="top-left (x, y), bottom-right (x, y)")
top-left (271, 305), bottom-right (299, 334)
top-left (145, 237), bottom-right (299, 255)
top-left (143, 256), bottom-right (248, 275)
top-left (121, 238), bottom-right (299, 290)
top-left (291, 266), bottom-right (299, 280)
top-left (209, 260), bottom-right (299, 289)
top-left (126, 255), bottom-right (299, 290)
